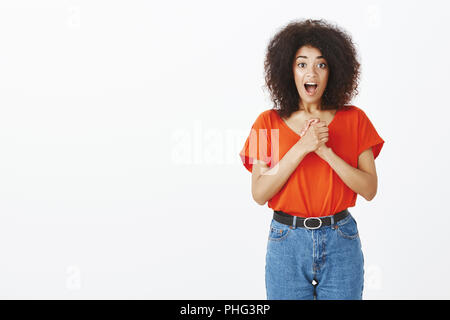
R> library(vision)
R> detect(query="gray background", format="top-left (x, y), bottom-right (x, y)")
top-left (0, 0), bottom-right (448, 299)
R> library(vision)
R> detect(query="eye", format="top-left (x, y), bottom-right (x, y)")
top-left (318, 63), bottom-right (327, 68)
top-left (297, 62), bottom-right (306, 68)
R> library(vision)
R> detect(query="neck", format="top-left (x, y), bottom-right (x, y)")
top-left (299, 101), bottom-right (323, 114)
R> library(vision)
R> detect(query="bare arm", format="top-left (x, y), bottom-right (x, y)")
top-left (320, 147), bottom-right (378, 201)
top-left (251, 140), bottom-right (309, 205)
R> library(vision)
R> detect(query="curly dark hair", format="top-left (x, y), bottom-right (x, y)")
top-left (263, 18), bottom-right (361, 119)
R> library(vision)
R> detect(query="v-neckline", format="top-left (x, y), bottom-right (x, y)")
top-left (275, 109), bottom-right (340, 138)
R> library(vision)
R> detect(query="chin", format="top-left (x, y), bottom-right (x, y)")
top-left (301, 96), bottom-right (323, 102)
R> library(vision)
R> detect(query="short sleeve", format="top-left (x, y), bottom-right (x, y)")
top-left (239, 111), bottom-right (272, 173)
top-left (357, 108), bottom-right (385, 159)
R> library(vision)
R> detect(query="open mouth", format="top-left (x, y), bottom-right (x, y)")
top-left (304, 83), bottom-right (318, 95)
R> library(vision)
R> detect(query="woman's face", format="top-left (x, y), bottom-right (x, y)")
top-left (292, 45), bottom-right (329, 106)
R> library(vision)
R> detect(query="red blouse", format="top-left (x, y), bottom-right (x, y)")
top-left (239, 105), bottom-right (385, 217)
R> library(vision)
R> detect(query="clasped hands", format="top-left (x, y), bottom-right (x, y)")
top-left (300, 118), bottom-right (332, 160)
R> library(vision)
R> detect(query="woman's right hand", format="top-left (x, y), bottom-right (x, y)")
top-left (299, 119), bottom-right (329, 153)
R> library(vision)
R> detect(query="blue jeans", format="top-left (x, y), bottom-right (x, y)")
top-left (265, 212), bottom-right (364, 300)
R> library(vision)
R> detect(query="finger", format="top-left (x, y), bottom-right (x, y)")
top-left (305, 119), bottom-right (319, 132)
top-left (305, 119), bottom-right (317, 130)
top-left (300, 126), bottom-right (309, 137)
top-left (310, 121), bottom-right (324, 129)
top-left (300, 119), bottom-right (317, 137)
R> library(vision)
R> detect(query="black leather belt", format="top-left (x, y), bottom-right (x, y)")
top-left (273, 209), bottom-right (349, 229)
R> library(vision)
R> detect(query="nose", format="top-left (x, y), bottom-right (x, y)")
top-left (306, 64), bottom-right (318, 77)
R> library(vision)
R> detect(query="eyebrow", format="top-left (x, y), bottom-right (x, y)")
top-left (296, 55), bottom-right (325, 60)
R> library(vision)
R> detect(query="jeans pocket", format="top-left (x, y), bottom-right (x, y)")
top-left (336, 214), bottom-right (359, 240)
top-left (268, 220), bottom-right (291, 242)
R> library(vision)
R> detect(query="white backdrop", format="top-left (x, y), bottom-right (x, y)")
top-left (0, 0), bottom-right (448, 299)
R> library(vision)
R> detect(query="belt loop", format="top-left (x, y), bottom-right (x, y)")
top-left (330, 215), bottom-right (334, 227)
top-left (292, 216), bottom-right (297, 229)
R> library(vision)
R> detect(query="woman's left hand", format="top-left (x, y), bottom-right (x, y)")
top-left (300, 118), bottom-right (333, 161)
top-left (314, 144), bottom-right (332, 161)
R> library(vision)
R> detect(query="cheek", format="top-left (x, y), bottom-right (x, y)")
top-left (294, 71), bottom-right (305, 84)
top-left (321, 73), bottom-right (329, 88)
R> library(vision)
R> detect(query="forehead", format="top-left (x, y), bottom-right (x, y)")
top-left (295, 45), bottom-right (324, 58)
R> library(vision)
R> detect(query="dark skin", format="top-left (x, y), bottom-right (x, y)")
top-left (251, 45), bottom-right (378, 204)
top-left (291, 45), bottom-right (378, 200)
top-left (288, 45), bottom-right (334, 159)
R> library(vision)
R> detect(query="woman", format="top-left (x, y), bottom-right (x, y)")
top-left (239, 19), bottom-right (385, 300)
